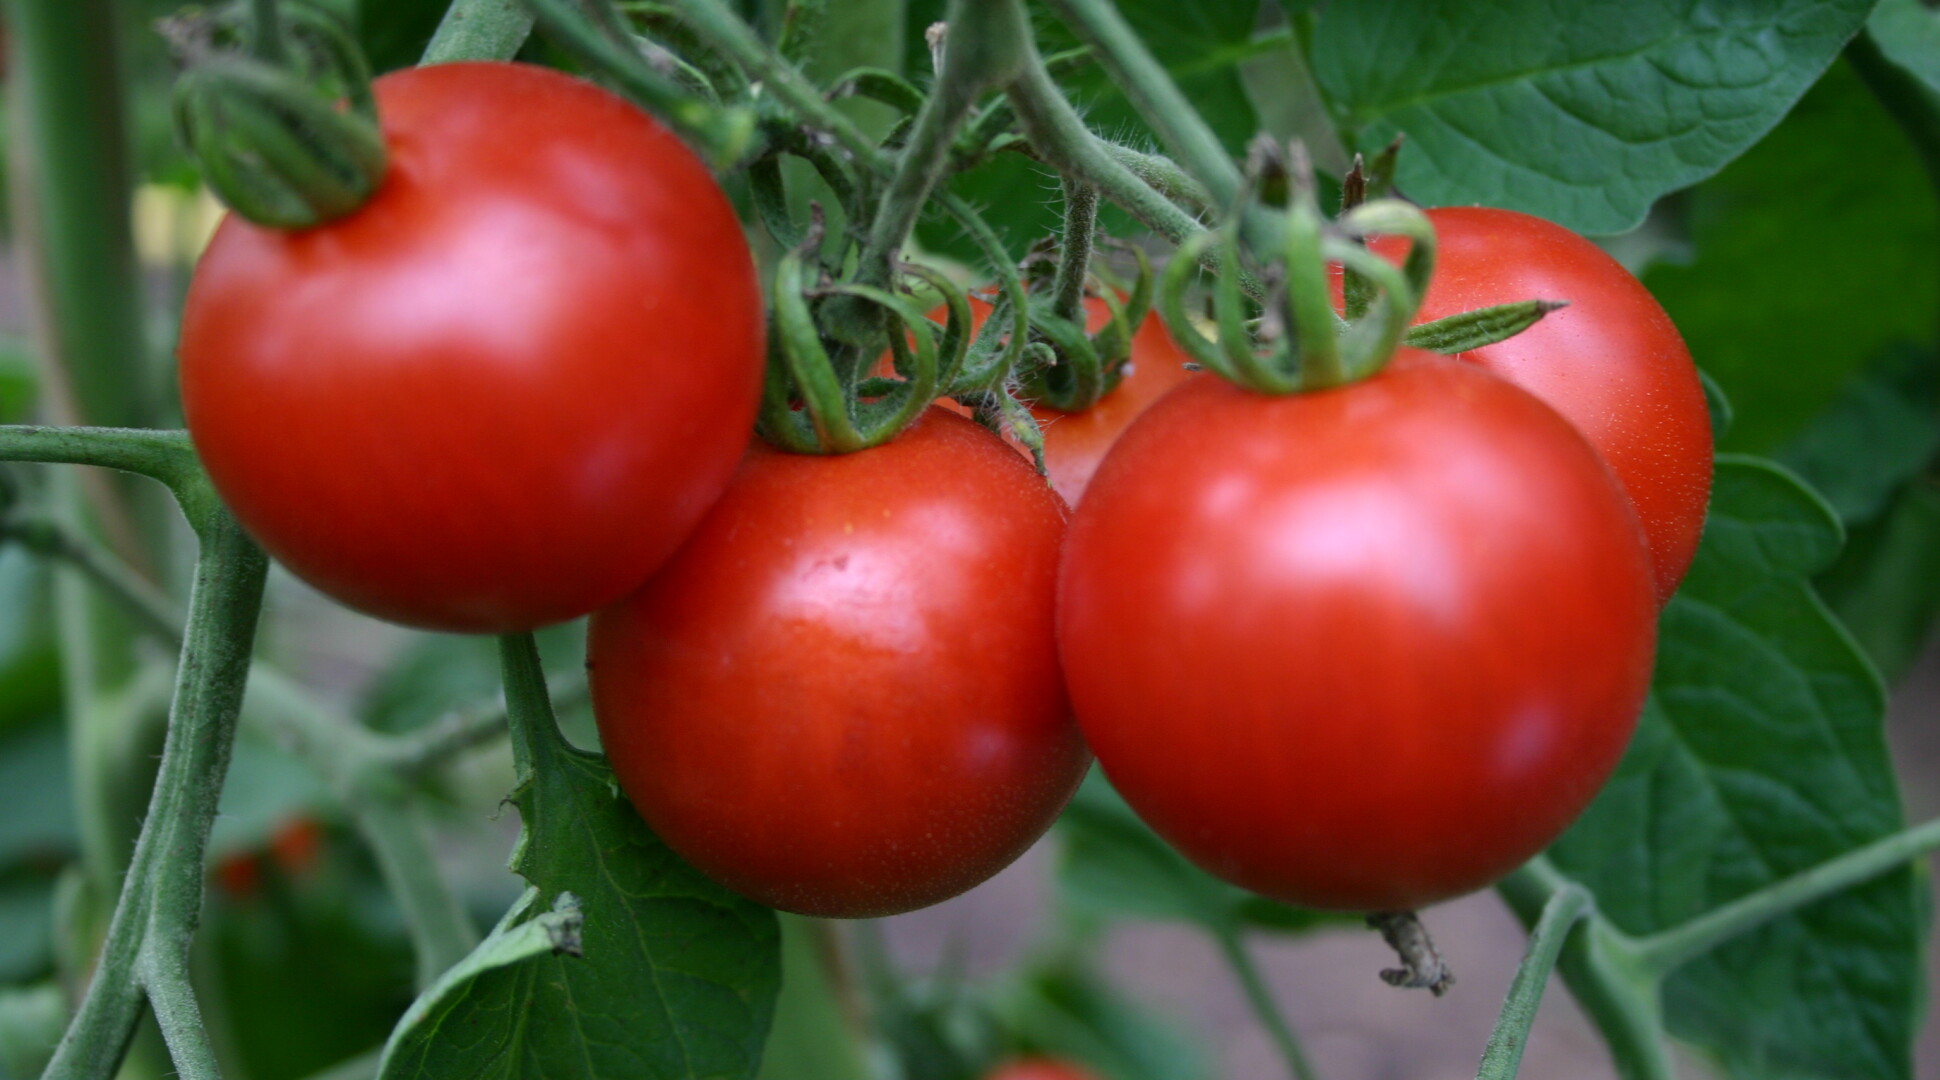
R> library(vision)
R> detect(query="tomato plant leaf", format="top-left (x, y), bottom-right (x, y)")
top-left (1311, 0), bottom-right (1872, 235)
top-left (1776, 344), bottom-right (1940, 527)
top-left (1643, 61), bottom-right (1940, 454)
top-left (1868, 0), bottom-right (1940, 95)
top-left (375, 699), bottom-right (780, 1080)
top-left (1055, 770), bottom-right (1344, 936)
top-left (1818, 480), bottom-right (1940, 684)
top-left (1547, 456), bottom-right (1924, 1080)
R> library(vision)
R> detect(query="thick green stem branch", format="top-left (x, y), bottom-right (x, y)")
top-left (424, 0), bottom-right (534, 63)
top-left (855, 0), bottom-right (1019, 289)
top-left (1496, 861), bottom-right (1672, 1080)
top-left (7, 513), bottom-right (492, 987)
top-left (1477, 885), bottom-right (1591, 1080)
top-left (1632, 815), bottom-right (1940, 978)
top-left (663, 0), bottom-right (883, 166)
top-left (1037, 0), bottom-right (1240, 207)
top-left (1215, 929), bottom-right (1319, 1080)
top-left (42, 510), bottom-right (268, 1080)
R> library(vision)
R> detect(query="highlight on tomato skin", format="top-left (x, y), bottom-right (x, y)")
top-left (588, 407), bottom-right (1087, 919)
top-left (1350, 205), bottom-right (1714, 601)
top-left (1058, 354), bottom-right (1658, 913)
top-left (179, 61), bottom-right (765, 634)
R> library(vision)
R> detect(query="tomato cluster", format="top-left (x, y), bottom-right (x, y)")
top-left (180, 60), bottom-right (1704, 919)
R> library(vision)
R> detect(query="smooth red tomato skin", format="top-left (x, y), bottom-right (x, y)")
top-left (589, 409), bottom-right (1086, 919)
top-left (1364, 207), bottom-right (1712, 600)
top-left (179, 62), bottom-right (763, 632)
top-left (984, 1060), bottom-right (1104, 1080)
top-left (1059, 356), bottom-right (1658, 911)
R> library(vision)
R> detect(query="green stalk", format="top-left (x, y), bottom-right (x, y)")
top-left (423, 0), bottom-right (534, 64)
top-left (1496, 861), bottom-right (1672, 1080)
top-left (1631, 815), bottom-right (1940, 977)
top-left (1214, 928), bottom-right (1319, 1080)
top-left (4, 0), bottom-right (164, 900)
top-left (1037, 0), bottom-right (1241, 206)
top-left (854, 0), bottom-right (1020, 290)
top-left (1049, 178), bottom-right (1098, 323)
top-left (1476, 885), bottom-right (1591, 1080)
top-left (41, 509), bottom-right (268, 1080)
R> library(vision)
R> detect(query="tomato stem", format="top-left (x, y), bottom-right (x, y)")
top-left (1366, 911), bottom-right (1455, 996)
top-left (1038, 0), bottom-right (1241, 209)
top-left (39, 508), bottom-right (268, 1080)
top-left (1475, 884), bottom-right (1591, 1080)
top-left (422, 0), bottom-right (534, 64)
top-left (1, 506), bottom-right (497, 989)
top-left (1629, 814), bottom-right (1940, 979)
top-left (1214, 927), bottom-right (1321, 1080)
top-left (1496, 860), bottom-right (1673, 1080)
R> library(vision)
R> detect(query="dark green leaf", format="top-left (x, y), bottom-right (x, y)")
top-left (209, 728), bottom-right (330, 861)
top-left (1644, 61), bottom-right (1940, 452)
top-left (1818, 479), bottom-right (1940, 683)
top-left (1313, 0), bottom-right (1872, 235)
top-left (379, 891), bottom-right (585, 1073)
top-left (1056, 770), bottom-right (1344, 935)
top-left (1869, 0), bottom-right (1940, 95)
top-left (1776, 344), bottom-right (1940, 526)
top-left (1548, 457), bottom-right (1922, 1080)
top-left (375, 709), bottom-right (780, 1080)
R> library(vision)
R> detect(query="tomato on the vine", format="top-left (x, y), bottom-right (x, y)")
top-left (180, 61), bottom-right (763, 632)
top-left (1059, 355), bottom-right (1657, 912)
top-left (589, 408), bottom-right (1085, 919)
top-left (1357, 206), bottom-right (1712, 599)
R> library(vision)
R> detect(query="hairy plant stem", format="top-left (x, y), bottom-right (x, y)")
top-left (832, 0), bottom-right (1021, 351)
top-left (40, 508), bottom-right (268, 1080)
top-left (1049, 178), bottom-right (1098, 322)
top-left (1476, 884), bottom-right (1591, 1080)
top-left (1496, 860), bottom-right (1671, 1080)
top-left (0, 499), bottom-right (508, 989)
top-left (1037, 0), bottom-right (1240, 207)
top-left (423, 0), bottom-right (533, 64)
top-left (991, 0), bottom-right (1262, 299)
top-left (1215, 928), bottom-right (1319, 1080)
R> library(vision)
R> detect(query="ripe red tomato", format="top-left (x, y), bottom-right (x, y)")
top-left (984, 1059), bottom-right (1104, 1080)
top-left (897, 297), bottom-right (1193, 501)
top-left (589, 409), bottom-right (1086, 918)
top-left (1059, 356), bottom-right (1657, 911)
top-left (1358, 206), bottom-right (1712, 599)
top-left (179, 62), bottom-right (763, 632)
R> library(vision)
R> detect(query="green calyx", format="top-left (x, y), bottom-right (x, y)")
top-left (759, 227), bottom-right (975, 455)
top-left (1157, 141), bottom-right (1434, 396)
top-left (170, 4), bottom-right (386, 230)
